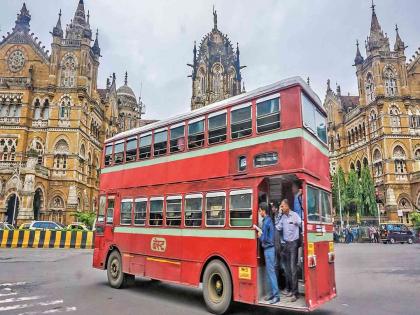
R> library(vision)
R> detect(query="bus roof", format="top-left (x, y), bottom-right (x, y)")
top-left (106, 76), bottom-right (322, 144)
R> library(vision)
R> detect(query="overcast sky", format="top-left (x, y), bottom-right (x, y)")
top-left (1, 0), bottom-right (419, 119)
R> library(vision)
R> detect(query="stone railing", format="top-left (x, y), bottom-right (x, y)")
top-left (0, 161), bottom-right (26, 171)
top-left (32, 120), bottom-right (48, 128)
top-left (344, 107), bottom-right (361, 122)
top-left (35, 165), bottom-right (50, 177)
top-left (58, 120), bottom-right (70, 127)
top-left (0, 117), bottom-right (20, 124)
top-left (61, 39), bottom-right (81, 47)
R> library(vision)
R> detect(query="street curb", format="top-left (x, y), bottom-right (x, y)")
top-left (0, 230), bottom-right (93, 249)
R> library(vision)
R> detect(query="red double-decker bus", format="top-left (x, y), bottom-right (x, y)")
top-left (93, 76), bottom-right (336, 313)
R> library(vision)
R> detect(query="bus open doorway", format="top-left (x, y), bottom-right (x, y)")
top-left (256, 175), bottom-right (307, 310)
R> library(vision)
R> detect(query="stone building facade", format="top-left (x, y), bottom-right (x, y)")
top-left (0, 1), bottom-right (145, 225)
top-left (325, 3), bottom-right (420, 224)
top-left (189, 8), bottom-right (244, 110)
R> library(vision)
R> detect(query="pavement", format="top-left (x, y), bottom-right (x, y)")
top-left (0, 243), bottom-right (419, 315)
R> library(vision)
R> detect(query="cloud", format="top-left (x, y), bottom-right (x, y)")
top-left (1, 0), bottom-right (419, 119)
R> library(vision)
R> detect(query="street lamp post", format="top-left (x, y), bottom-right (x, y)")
top-left (11, 161), bottom-right (22, 227)
top-left (337, 172), bottom-right (344, 230)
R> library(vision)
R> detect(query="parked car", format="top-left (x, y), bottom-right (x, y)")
top-left (29, 221), bottom-right (64, 231)
top-left (380, 223), bottom-right (414, 244)
top-left (19, 222), bottom-right (32, 230)
top-left (66, 222), bottom-right (89, 231)
top-left (0, 222), bottom-right (15, 230)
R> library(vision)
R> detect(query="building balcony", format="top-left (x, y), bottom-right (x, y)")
top-left (35, 165), bottom-right (50, 178)
top-left (32, 120), bottom-right (48, 128)
top-left (0, 117), bottom-right (20, 124)
top-left (58, 120), bottom-right (70, 127)
top-left (0, 76), bottom-right (30, 87)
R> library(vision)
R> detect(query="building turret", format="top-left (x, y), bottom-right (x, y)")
top-left (66, 0), bottom-right (92, 40)
top-left (394, 24), bottom-right (406, 53)
top-left (354, 40), bottom-right (364, 66)
top-left (13, 3), bottom-right (31, 33)
top-left (52, 9), bottom-right (63, 38)
top-left (92, 29), bottom-right (101, 56)
top-left (366, 1), bottom-right (390, 56)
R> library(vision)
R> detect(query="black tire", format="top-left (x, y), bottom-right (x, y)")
top-left (389, 238), bottom-right (396, 244)
top-left (202, 260), bottom-right (232, 315)
top-left (408, 238), bottom-right (413, 244)
top-left (382, 241), bottom-right (387, 244)
top-left (107, 250), bottom-right (133, 288)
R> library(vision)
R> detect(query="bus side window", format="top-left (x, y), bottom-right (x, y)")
top-left (125, 137), bottom-right (138, 163)
top-left (120, 199), bottom-right (133, 225)
top-left (114, 141), bottom-right (124, 165)
top-left (256, 97), bottom-right (280, 133)
top-left (231, 105), bottom-right (252, 139)
top-left (307, 186), bottom-right (320, 222)
top-left (106, 198), bottom-right (115, 224)
top-left (205, 192), bottom-right (226, 227)
top-left (170, 125), bottom-right (185, 153)
top-left (150, 198), bottom-right (164, 226)
top-left (185, 194), bottom-right (203, 227)
top-left (98, 195), bottom-right (106, 223)
top-left (134, 198), bottom-right (147, 226)
top-left (104, 144), bottom-right (113, 166)
top-left (229, 190), bottom-right (252, 227)
top-left (139, 133), bottom-right (152, 160)
top-left (188, 119), bottom-right (204, 149)
top-left (166, 196), bottom-right (182, 226)
top-left (208, 112), bottom-right (227, 145)
top-left (154, 130), bottom-right (168, 157)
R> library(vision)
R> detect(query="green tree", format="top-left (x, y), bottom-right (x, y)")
top-left (345, 170), bottom-right (361, 217)
top-left (409, 212), bottom-right (420, 229)
top-left (332, 167), bottom-right (346, 212)
top-left (72, 211), bottom-right (96, 229)
top-left (360, 167), bottom-right (377, 216)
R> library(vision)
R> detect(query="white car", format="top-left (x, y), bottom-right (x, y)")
top-left (67, 222), bottom-right (89, 231)
top-left (29, 221), bottom-right (64, 231)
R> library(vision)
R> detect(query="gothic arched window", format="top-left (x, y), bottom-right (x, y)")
top-left (59, 97), bottom-right (71, 120)
top-left (384, 68), bottom-right (397, 97)
top-left (393, 145), bottom-right (406, 174)
top-left (33, 141), bottom-right (44, 166)
top-left (227, 68), bottom-right (236, 95)
top-left (389, 105), bottom-right (401, 129)
top-left (42, 99), bottom-right (49, 120)
top-left (34, 99), bottom-right (41, 120)
top-left (212, 64), bottom-right (223, 99)
top-left (373, 149), bottom-right (382, 176)
top-left (54, 139), bottom-right (69, 170)
top-left (60, 55), bottom-right (77, 88)
top-left (365, 73), bottom-right (375, 104)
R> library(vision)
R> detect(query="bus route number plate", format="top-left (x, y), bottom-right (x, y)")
top-left (238, 267), bottom-right (251, 280)
top-left (151, 237), bottom-right (166, 252)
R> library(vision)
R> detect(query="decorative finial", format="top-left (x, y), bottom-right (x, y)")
top-left (213, 5), bottom-right (218, 30)
top-left (124, 71), bottom-right (128, 85)
top-left (395, 24), bottom-right (399, 33)
top-left (327, 79), bottom-right (331, 91)
top-left (59, 9), bottom-right (62, 18)
top-left (371, 0), bottom-right (375, 13)
top-left (307, 77), bottom-right (310, 86)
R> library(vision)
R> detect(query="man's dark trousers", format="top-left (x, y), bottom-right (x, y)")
top-left (284, 239), bottom-right (299, 296)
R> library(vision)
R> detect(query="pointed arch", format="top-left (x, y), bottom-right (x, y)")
top-left (365, 72), bottom-right (375, 104)
top-left (383, 65), bottom-right (398, 97)
top-left (60, 53), bottom-right (78, 88)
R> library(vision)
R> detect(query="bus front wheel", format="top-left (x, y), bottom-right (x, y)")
top-left (202, 260), bottom-right (232, 315)
top-left (107, 250), bottom-right (134, 288)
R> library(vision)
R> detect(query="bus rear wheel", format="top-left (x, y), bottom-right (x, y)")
top-left (202, 260), bottom-right (232, 315)
top-left (107, 250), bottom-right (134, 288)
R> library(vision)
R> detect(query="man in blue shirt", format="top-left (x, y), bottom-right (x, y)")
top-left (292, 182), bottom-right (303, 220)
top-left (276, 199), bottom-right (301, 302)
top-left (255, 202), bottom-right (280, 304)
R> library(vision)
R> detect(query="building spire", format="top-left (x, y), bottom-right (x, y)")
top-left (73, 0), bottom-right (87, 27)
top-left (394, 24), bottom-right (405, 52)
top-left (14, 3), bottom-right (31, 33)
top-left (52, 9), bottom-right (63, 37)
top-left (213, 5), bottom-right (218, 30)
top-left (92, 29), bottom-right (101, 56)
top-left (354, 40), bottom-right (364, 65)
top-left (366, 0), bottom-right (389, 55)
top-left (124, 71), bottom-right (128, 86)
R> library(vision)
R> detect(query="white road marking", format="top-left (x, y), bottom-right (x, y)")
top-left (1, 288), bottom-right (12, 291)
top-left (39, 300), bottom-right (63, 306)
top-left (0, 295), bottom-right (43, 304)
top-left (17, 305), bottom-right (76, 315)
top-left (0, 292), bottom-right (18, 297)
top-left (0, 282), bottom-right (27, 287)
top-left (0, 299), bottom-right (63, 312)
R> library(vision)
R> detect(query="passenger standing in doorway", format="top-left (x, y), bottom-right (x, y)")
top-left (271, 201), bottom-right (284, 289)
top-left (255, 202), bottom-right (280, 304)
top-left (292, 182), bottom-right (303, 220)
top-left (276, 199), bottom-right (301, 302)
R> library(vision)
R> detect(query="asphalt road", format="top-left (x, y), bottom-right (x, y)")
top-left (0, 243), bottom-right (419, 315)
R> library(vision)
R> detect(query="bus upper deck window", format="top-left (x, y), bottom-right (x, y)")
top-left (104, 144), bottom-right (113, 166)
top-left (320, 190), bottom-right (332, 223)
top-left (114, 141), bottom-right (124, 165)
top-left (98, 195), bottom-right (106, 223)
top-left (166, 196), bottom-right (182, 226)
top-left (307, 186), bottom-right (320, 222)
top-left (106, 198), bottom-right (115, 224)
top-left (139, 133), bottom-right (152, 160)
top-left (125, 137), bottom-right (137, 162)
top-left (256, 97), bottom-right (280, 133)
top-left (150, 198), bottom-right (163, 226)
top-left (208, 112), bottom-right (227, 145)
top-left (302, 93), bottom-right (327, 144)
top-left (170, 125), bottom-right (185, 153)
top-left (205, 192), bottom-right (226, 227)
top-left (185, 194), bottom-right (203, 227)
top-left (231, 104), bottom-right (252, 139)
top-left (154, 130), bottom-right (167, 157)
top-left (188, 119), bottom-right (204, 149)
top-left (229, 190), bottom-right (252, 227)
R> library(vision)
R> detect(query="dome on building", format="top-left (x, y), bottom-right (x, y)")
top-left (116, 72), bottom-right (136, 101)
